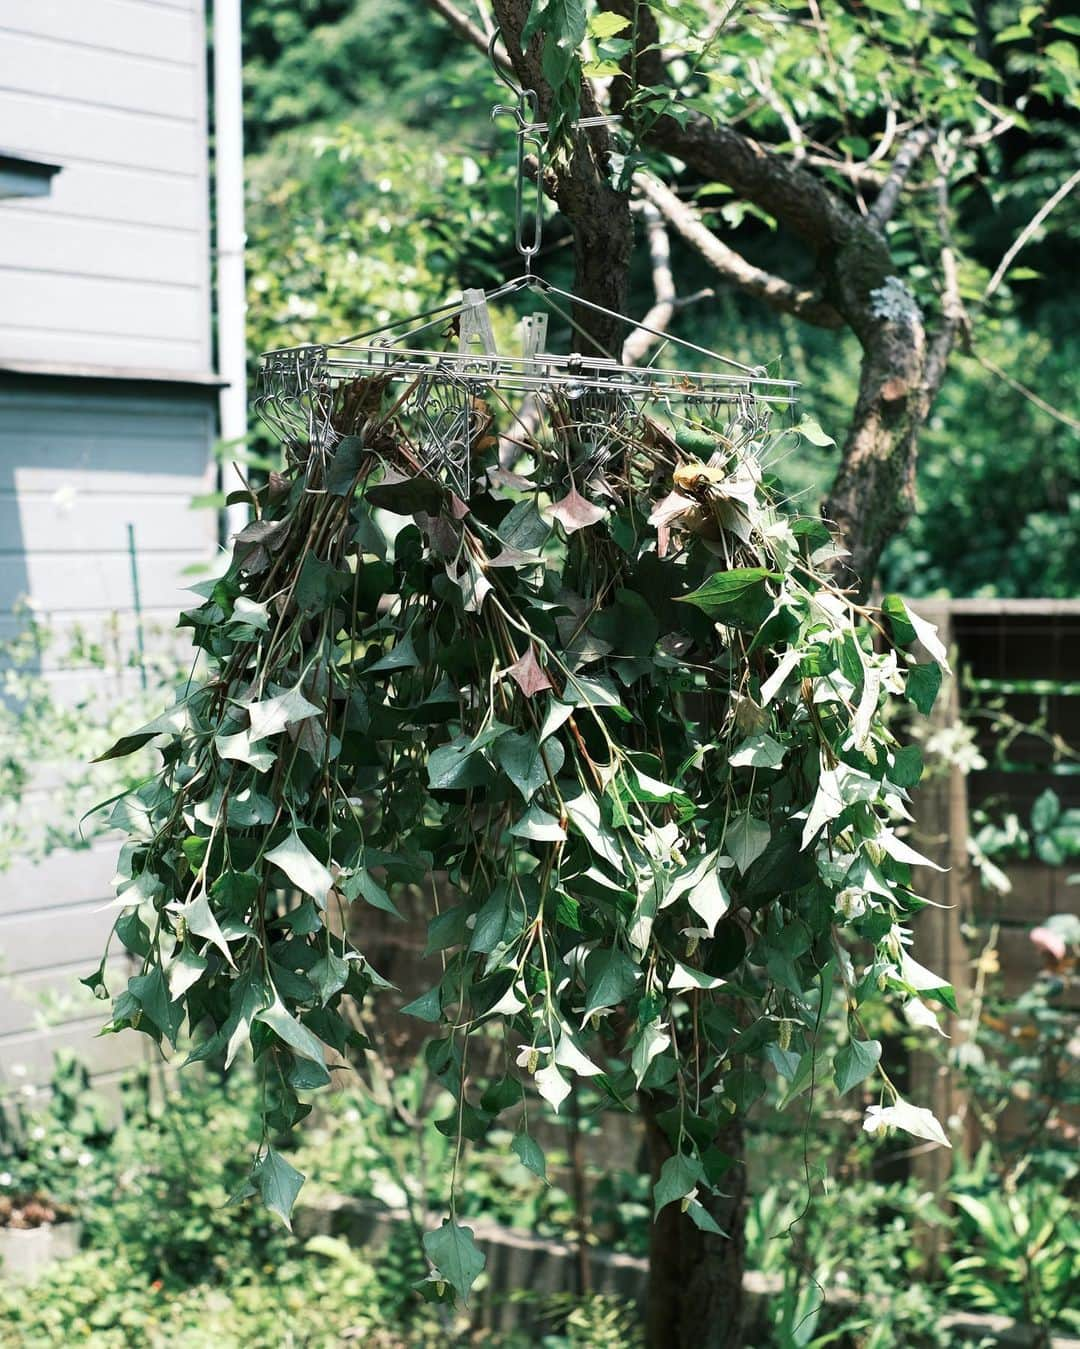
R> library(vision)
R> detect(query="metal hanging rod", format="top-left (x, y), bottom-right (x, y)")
top-left (259, 347), bottom-right (799, 405)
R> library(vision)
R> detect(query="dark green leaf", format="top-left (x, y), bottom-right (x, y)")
top-left (833, 1038), bottom-right (882, 1094)
top-left (581, 947), bottom-right (641, 1020)
top-left (341, 867), bottom-right (402, 918)
top-left (726, 1067), bottom-right (766, 1111)
top-left (906, 661), bottom-right (942, 716)
top-left (481, 1075), bottom-right (524, 1114)
top-left (493, 731), bottom-right (565, 802)
top-left (679, 567), bottom-right (779, 631)
top-left (129, 967), bottom-right (182, 1045)
top-left (296, 555), bottom-right (350, 612)
top-left (401, 985), bottom-right (443, 1022)
top-left (365, 467), bottom-right (443, 514)
top-left (253, 1147), bottom-right (305, 1229)
top-left (653, 1152), bottom-right (703, 1215)
top-left (428, 734), bottom-right (493, 790)
top-left (422, 1219), bottom-right (486, 1304)
top-left (309, 950), bottom-right (349, 1003)
top-left (882, 594), bottom-right (916, 646)
top-left (512, 1132), bottom-right (547, 1180)
top-left (325, 436), bottom-right (366, 495)
top-left (686, 1200), bottom-right (726, 1234)
top-left (890, 744), bottom-right (924, 788)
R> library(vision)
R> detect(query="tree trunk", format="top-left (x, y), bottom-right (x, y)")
top-left (642, 1096), bottom-right (748, 1349)
top-left (430, 3), bottom-right (959, 1332)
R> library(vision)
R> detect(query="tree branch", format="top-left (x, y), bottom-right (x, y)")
top-left (983, 166), bottom-right (1080, 304)
top-left (924, 146), bottom-right (968, 398)
top-left (868, 127), bottom-right (932, 227)
top-left (635, 175), bottom-right (843, 329)
top-left (974, 352), bottom-right (1080, 434)
top-left (622, 201), bottom-right (676, 366)
top-left (746, 58), bottom-right (807, 161)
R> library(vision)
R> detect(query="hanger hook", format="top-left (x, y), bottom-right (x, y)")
top-left (489, 26), bottom-right (521, 99)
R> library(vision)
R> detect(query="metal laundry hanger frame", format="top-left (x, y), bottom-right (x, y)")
top-left (255, 30), bottom-right (799, 465)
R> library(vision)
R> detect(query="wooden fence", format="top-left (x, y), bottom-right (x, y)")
top-left (911, 599), bottom-right (1080, 1186)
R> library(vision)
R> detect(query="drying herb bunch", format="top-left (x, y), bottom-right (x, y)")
top-left (92, 369), bottom-right (955, 1301)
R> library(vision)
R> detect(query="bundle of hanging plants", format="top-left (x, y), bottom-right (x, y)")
top-left (90, 369), bottom-right (954, 1299)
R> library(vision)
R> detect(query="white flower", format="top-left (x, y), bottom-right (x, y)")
top-left (77, 1153), bottom-right (92, 1168)
top-left (30, 1125), bottom-right (46, 1141)
top-left (0, 1172), bottom-right (12, 1187)
top-left (836, 888), bottom-right (867, 921)
top-left (515, 1044), bottom-right (550, 1070)
top-left (863, 1100), bottom-right (950, 1148)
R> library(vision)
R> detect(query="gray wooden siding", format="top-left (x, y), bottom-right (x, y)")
top-left (0, 0), bottom-right (212, 374)
top-left (0, 375), bottom-right (216, 1087)
top-left (0, 382), bottom-right (217, 617)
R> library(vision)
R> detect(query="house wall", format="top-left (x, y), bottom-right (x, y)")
top-left (0, 0), bottom-right (213, 375)
top-left (0, 0), bottom-right (220, 1093)
top-left (0, 376), bottom-right (217, 1089)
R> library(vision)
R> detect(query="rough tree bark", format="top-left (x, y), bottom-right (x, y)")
top-left (641, 1095), bottom-right (748, 1348)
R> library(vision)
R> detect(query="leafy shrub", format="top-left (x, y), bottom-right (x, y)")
top-left (0, 1053), bottom-right (114, 1219)
top-left (0, 1243), bottom-right (448, 1349)
top-left (746, 1178), bottom-right (954, 1349)
top-left (948, 1160), bottom-right (1080, 1337)
top-left (82, 1068), bottom-right (292, 1285)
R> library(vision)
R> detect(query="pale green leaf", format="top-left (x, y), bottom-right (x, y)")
top-left (510, 804), bottom-right (567, 842)
top-left (589, 10), bottom-right (631, 38)
top-left (726, 813), bottom-right (771, 874)
top-left (511, 1132), bottom-right (547, 1181)
top-left (265, 831), bottom-right (334, 905)
top-left (216, 729), bottom-right (276, 772)
top-left (167, 946), bottom-right (207, 1000)
top-left (686, 861), bottom-right (730, 936)
top-left (256, 996), bottom-right (327, 1066)
top-left (175, 891), bottom-right (236, 968)
top-left (728, 732), bottom-right (786, 769)
top-left (247, 684), bottom-right (321, 743)
top-left (631, 1020), bottom-right (670, 1085)
top-left (667, 962), bottom-right (725, 992)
